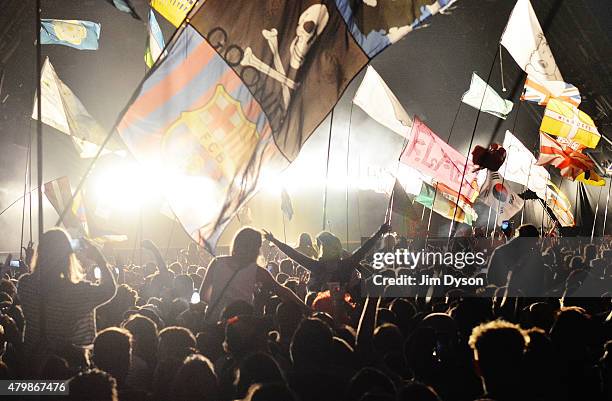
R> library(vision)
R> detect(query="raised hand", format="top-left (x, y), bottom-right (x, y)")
top-left (378, 223), bottom-right (392, 234)
top-left (262, 230), bottom-right (275, 242)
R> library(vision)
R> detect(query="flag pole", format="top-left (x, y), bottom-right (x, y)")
top-left (485, 206), bottom-right (492, 237)
top-left (425, 101), bottom-right (463, 243)
top-left (19, 133), bottom-right (32, 260)
top-left (520, 164), bottom-right (533, 225)
top-left (282, 213), bottom-right (287, 243)
top-left (345, 103), bottom-right (354, 250)
top-left (602, 180), bottom-right (611, 236)
top-left (322, 109), bottom-right (334, 231)
top-left (36, 0), bottom-right (44, 240)
top-left (591, 185), bottom-right (603, 242)
top-left (448, 48), bottom-right (500, 242)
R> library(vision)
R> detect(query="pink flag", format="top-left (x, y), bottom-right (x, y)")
top-left (401, 117), bottom-right (479, 204)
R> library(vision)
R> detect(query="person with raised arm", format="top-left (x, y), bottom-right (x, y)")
top-left (18, 228), bottom-right (117, 374)
top-left (200, 227), bottom-right (309, 322)
top-left (263, 223), bottom-right (391, 291)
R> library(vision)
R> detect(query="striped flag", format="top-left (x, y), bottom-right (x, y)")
top-left (544, 181), bottom-right (575, 227)
top-left (44, 176), bottom-right (89, 236)
top-left (414, 181), bottom-right (478, 225)
top-left (145, 10), bottom-right (166, 68)
top-left (536, 132), bottom-right (604, 185)
top-left (540, 98), bottom-right (601, 149)
top-left (521, 78), bottom-right (581, 107)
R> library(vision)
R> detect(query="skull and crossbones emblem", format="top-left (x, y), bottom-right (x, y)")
top-left (240, 4), bottom-right (330, 109)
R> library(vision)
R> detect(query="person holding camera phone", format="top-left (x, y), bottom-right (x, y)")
top-left (18, 228), bottom-right (117, 375)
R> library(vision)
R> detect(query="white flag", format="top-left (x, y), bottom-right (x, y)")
top-left (478, 170), bottom-right (524, 223)
top-left (33, 58), bottom-right (123, 158)
top-left (353, 66), bottom-right (412, 138)
top-left (500, 0), bottom-right (563, 93)
top-left (461, 72), bottom-right (513, 119)
top-left (499, 130), bottom-right (550, 198)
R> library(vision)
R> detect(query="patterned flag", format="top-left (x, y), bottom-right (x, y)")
top-left (105, 0), bottom-right (141, 20)
top-left (477, 170), bottom-right (524, 223)
top-left (40, 19), bottom-right (101, 50)
top-left (415, 181), bottom-right (477, 225)
top-left (544, 181), bottom-right (575, 227)
top-left (32, 58), bottom-right (124, 158)
top-left (280, 187), bottom-right (294, 221)
top-left (118, 1), bottom-right (457, 250)
top-left (336, 0), bottom-right (459, 57)
top-left (145, 10), bottom-right (166, 68)
top-left (151, 0), bottom-right (196, 27)
top-left (500, 0), bottom-right (563, 93)
top-left (536, 132), bottom-right (604, 186)
top-left (353, 66), bottom-right (412, 137)
top-left (499, 130), bottom-right (550, 198)
top-left (44, 176), bottom-right (89, 236)
top-left (521, 78), bottom-right (581, 107)
top-left (540, 98), bottom-right (601, 149)
top-left (401, 117), bottom-right (479, 205)
top-left (461, 72), bottom-right (513, 119)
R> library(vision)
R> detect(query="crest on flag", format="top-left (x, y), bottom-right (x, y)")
top-left (162, 85), bottom-right (259, 181)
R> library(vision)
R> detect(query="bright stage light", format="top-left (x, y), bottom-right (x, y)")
top-left (92, 161), bottom-right (162, 212)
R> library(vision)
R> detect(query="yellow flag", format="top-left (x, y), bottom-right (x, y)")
top-left (151, 0), bottom-right (196, 27)
top-left (576, 171), bottom-right (605, 186)
top-left (540, 98), bottom-right (601, 149)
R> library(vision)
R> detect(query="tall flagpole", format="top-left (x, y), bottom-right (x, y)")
top-left (322, 109), bottom-right (334, 231)
top-left (602, 180), bottom-right (611, 236)
top-left (345, 103), bottom-right (354, 250)
top-left (36, 0), bottom-right (43, 239)
top-left (590, 185), bottom-right (603, 242)
top-left (448, 49), bottom-right (499, 241)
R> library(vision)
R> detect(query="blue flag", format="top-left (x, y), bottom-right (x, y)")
top-left (105, 0), bottom-right (141, 20)
top-left (40, 19), bottom-right (101, 50)
top-left (145, 10), bottom-right (166, 68)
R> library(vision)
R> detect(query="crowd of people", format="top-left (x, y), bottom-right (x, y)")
top-left (0, 223), bottom-right (610, 401)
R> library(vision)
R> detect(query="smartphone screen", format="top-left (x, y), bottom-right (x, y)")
top-left (70, 238), bottom-right (83, 251)
top-left (9, 260), bottom-right (20, 268)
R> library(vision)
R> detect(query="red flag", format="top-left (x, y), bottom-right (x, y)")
top-left (536, 132), bottom-right (594, 180)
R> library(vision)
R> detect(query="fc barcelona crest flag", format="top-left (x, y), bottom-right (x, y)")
top-left (117, 0), bottom-right (459, 251)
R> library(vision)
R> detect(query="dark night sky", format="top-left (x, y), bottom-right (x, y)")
top-left (0, 0), bottom-right (611, 252)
